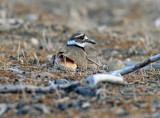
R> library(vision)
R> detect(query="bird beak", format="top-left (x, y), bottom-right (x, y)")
top-left (84, 36), bottom-right (96, 44)
top-left (85, 39), bottom-right (96, 44)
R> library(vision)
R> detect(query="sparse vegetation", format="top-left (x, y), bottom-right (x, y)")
top-left (0, 0), bottom-right (160, 118)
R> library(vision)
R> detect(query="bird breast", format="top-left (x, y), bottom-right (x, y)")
top-left (56, 46), bottom-right (88, 70)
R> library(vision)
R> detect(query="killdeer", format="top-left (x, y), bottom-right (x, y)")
top-left (52, 33), bottom-right (97, 71)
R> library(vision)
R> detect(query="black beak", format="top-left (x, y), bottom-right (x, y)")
top-left (84, 39), bottom-right (96, 44)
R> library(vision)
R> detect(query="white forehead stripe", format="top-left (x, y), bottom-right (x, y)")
top-left (67, 40), bottom-right (86, 47)
top-left (84, 36), bottom-right (88, 40)
top-left (75, 34), bottom-right (84, 38)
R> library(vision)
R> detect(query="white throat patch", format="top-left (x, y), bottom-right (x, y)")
top-left (67, 40), bottom-right (86, 47)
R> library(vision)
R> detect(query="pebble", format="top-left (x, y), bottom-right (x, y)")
top-left (74, 86), bottom-right (95, 96)
top-left (155, 17), bottom-right (160, 28)
top-left (0, 104), bottom-right (7, 115)
top-left (115, 108), bottom-right (128, 116)
top-left (81, 102), bottom-right (91, 109)
top-left (152, 112), bottom-right (160, 118)
top-left (87, 63), bottom-right (98, 70)
top-left (106, 59), bottom-right (125, 71)
top-left (17, 106), bottom-right (30, 115)
top-left (33, 104), bottom-right (50, 114)
top-left (54, 79), bottom-right (70, 85)
top-left (30, 37), bottom-right (39, 47)
top-left (25, 14), bottom-right (38, 22)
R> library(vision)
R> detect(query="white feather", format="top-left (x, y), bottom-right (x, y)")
top-left (74, 34), bottom-right (84, 38)
top-left (67, 40), bottom-right (86, 47)
top-left (84, 36), bottom-right (88, 40)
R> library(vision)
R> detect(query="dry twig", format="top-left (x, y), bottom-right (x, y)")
top-left (124, 62), bottom-right (160, 70)
top-left (85, 54), bottom-right (160, 87)
top-left (0, 85), bottom-right (56, 93)
top-left (87, 57), bottom-right (101, 67)
top-left (0, 81), bottom-right (81, 93)
top-left (86, 74), bottom-right (127, 87)
top-left (111, 54), bottom-right (160, 76)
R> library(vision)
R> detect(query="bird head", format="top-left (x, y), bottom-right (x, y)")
top-left (67, 33), bottom-right (96, 48)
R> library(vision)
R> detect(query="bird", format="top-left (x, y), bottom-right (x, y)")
top-left (52, 33), bottom-right (96, 71)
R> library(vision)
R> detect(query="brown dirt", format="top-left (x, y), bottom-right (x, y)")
top-left (0, 0), bottom-right (160, 118)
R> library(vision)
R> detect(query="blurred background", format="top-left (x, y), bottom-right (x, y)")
top-left (1, 0), bottom-right (160, 30)
top-left (0, 0), bottom-right (159, 60)
top-left (0, 1), bottom-right (160, 117)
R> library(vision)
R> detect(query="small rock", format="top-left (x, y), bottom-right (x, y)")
top-left (74, 86), bottom-right (95, 96)
top-left (102, 64), bottom-right (108, 70)
top-left (33, 104), bottom-right (50, 114)
top-left (10, 55), bottom-right (17, 60)
top-left (81, 102), bottom-right (91, 109)
top-left (25, 14), bottom-right (38, 22)
top-left (124, 58), bottom-right (132, 62)
top-left (106, 59), bottom-right (125, 71)
top-left (58, 103), bottom-right (66, 111)
top-left (155, 17), bottom-right (160, 28)
top-left (55, 97), bottom-right (70, 104)
top-left (0, 7), bottom-right (6, 19)
top-left (111, 50), bottom-right (119, 57)
top-left (0, 54), bottom-right (5, 58)
top-left (152, 112), bottom-right (160, 118)
top-left (17, 106), bottom-right (30, 115)
top-left (31, 38), bottom-right (39, 47)
top-left (115, 108), bottom-right (128, 116)
top-left (8, 18), bottom-right (24, 25)
top-left (87, 63), bottom-right (98, 70)
top-left (54, 79), bottom-right (70, 85)
top-left (0, 104), bottom-right (8, 115)
top-left (97, 25), bottom-right (107, 33)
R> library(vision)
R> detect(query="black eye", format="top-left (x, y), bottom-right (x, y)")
top-left (73, 33), bottom-right (85, 39)
top-left (80, 35), bottom-right (85, 39)
top-left (79, 34), bottom-right (85, 39)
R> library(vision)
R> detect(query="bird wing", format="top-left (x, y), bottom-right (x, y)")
top-left (57, 46), bottom-right (88, 70)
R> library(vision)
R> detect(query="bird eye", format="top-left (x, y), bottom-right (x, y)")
top-left (79, 34), bottom-right (85, 39)
top-left (80, 35), bottom-right (85, 39)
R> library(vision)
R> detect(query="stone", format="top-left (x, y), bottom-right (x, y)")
top-left (106, 59), bottom-right (125, 71)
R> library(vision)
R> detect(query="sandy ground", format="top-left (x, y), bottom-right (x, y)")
top-left (0, 0), bottom-right (160, 117)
